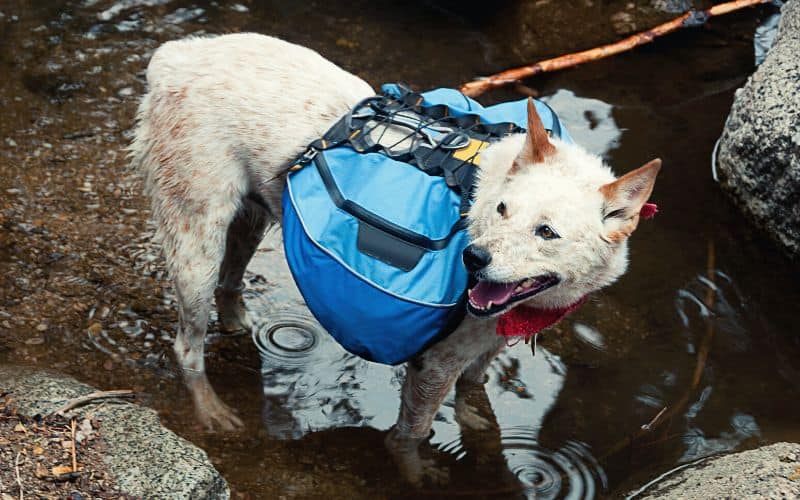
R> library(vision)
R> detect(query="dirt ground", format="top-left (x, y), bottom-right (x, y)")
top-left (0, 394), bottom-right (134, 499)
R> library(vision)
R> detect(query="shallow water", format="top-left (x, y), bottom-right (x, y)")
top-left (1, 0), bottom-right (798, 498)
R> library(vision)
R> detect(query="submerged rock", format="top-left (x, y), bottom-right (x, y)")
top-left (634, 442), bottom-right (800, 499)
top-left (717, 0), bottom-right (800, 260)
top-left (650, 0), bottom-right (693, 14)
top-left (0, 366), bottom-right (230, 499)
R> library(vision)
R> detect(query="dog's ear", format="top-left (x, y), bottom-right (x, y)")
top-left (510, 98), bottom-right (556, 174)
top-left (599, 159), bottom-right (661, 241)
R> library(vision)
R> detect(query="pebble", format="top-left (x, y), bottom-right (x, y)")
top-left (611, 11), bottom-right (637, 36)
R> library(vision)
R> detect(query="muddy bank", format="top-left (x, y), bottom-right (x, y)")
top-left (0, 365), bottom-right (229, 499)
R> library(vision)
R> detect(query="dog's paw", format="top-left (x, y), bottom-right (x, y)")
top-left (184, 370), bottom-right (245, 432)
top-left (394, 455), bottom-right (450, 487)
top-left (385, 430), bottom-right (450, 487)
top-left (419, 458), bottom-right (450, 487)
top-left (218, 309), bottom-right (252, 333)
top-left (197, 397), bottom-right (244, 432)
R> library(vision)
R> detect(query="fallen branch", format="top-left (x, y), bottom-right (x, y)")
top-left (50, 389), bottom-right (134, 417)
top-left (460, 0), bottom-right (771, 97)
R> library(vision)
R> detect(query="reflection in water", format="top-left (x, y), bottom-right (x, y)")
top-left (247, 240), bottom-right (404, 439)
top-left (439, 426), bottom-right (607, 500)
top-left (252, 309), bottom-right (404, 439)
top-left (670, 269), bottom-right (762, 462)
top-left (542, 89), bottom-right (622, 157)
top-left (573, 323), bottom-right (607, 352)
top-left (681, 412), bottom-right (761, 462)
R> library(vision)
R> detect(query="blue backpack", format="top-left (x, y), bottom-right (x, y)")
top-left (282, 83), bottom-right (570, 364)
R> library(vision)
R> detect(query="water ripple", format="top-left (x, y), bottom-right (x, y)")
top-left (503, 428), bottom-right (606, 500)
top-left (438, 426), bottom-right (606, 499)
top-left (252, 312), bottom-right (322, 367)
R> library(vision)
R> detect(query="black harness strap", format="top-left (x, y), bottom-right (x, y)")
top-left (290, 85), bottom-right (564, 250)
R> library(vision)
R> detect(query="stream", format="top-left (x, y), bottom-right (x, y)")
top-left (1, 0), bottom-right (798, 498)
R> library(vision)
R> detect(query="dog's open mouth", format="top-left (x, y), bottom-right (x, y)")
top-left (467, 275), bottom-right (560, 317)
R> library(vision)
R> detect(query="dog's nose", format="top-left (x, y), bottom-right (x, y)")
top-left (463, 245), bottom-right (492, 273)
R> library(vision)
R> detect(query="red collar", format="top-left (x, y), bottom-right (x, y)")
top-left (496, 296), bottom-right (587, 338)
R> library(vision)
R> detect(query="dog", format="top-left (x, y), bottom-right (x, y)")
top-left (130, 32), bottom-right (660, 485)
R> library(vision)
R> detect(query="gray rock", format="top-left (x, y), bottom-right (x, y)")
top-left (717, 0), bottom-right (800, 259)
top-left (634, 442), bottom-right (800, 499)
top-left (0, 366), bottom-right (229, 499)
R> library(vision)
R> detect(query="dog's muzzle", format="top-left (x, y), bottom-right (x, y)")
top-left (463, 244), bottom-right (492, 273)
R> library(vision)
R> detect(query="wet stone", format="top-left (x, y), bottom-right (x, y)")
top-left (0, 366), bottom-right (230, 499)
top-left (635, 442), bottom-right (800, 499)
top-left (717, 0), bottom-right (800, 259)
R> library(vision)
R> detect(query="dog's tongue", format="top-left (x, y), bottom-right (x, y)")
top-left (496, 297), bottom-right (588, 338)
top-left (469, 281), bottom-right (516, 309)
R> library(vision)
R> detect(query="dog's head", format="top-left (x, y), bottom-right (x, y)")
top-left (465, 98), bottom-right (660, 317)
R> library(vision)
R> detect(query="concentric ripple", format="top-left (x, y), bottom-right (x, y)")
top-left (252, 312), bottom-right (322, 365)
top-left (502, 427), bottom-right (607, 500)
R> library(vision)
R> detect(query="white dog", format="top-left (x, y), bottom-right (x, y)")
top-left (130, 33), bottom-right (660, 485)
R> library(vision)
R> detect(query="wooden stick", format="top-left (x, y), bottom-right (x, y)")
top-left (50, 390), bottom-right (134, 417)
top-left (460, 0), bottom-right (771, 97)
top-left (15, 450), bottom-right (24, 500)
top-left (71, 418), bottom-right (78, 473)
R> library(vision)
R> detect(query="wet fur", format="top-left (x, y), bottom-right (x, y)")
top-left (130, 33), bottom-right (659, 486)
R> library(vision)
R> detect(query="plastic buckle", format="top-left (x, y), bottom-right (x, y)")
top-left (438, 132), bottom-right (471, 150)
top-left (289, 147), bottom-right (318, 172)
top-left (301, 147), bottom-right (318, 163)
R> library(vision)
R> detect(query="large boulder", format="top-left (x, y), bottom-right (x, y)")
top-left (634, 442), bottom-right (800, 499)
top-left (0, 366), bottom-right (230, 499)
top-left (717, 0), bottom-right (800, 259)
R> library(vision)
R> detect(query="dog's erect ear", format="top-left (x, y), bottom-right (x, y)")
top-left (599, 159), bottom-right (661, 241)
top-left (510, 98), bottom-right (556, 174)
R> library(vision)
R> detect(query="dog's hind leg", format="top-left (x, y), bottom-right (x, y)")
top-left (164, 198), bottom-right (246, 431)
top-left (143, 159), bottom-right (248, 430)
top-left (216, 197), bottom-right (270, 333)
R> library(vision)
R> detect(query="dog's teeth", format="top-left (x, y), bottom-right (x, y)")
top-left (521, 279), bottom-right (534, 288)
top-left (514, 286), bottom-right (523, 293)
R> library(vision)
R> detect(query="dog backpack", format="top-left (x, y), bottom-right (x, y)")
top-left (282, 83), bottom-right (570, 364)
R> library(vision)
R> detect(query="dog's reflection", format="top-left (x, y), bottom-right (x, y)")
top-left (265, 378), bottom-right (523, 494)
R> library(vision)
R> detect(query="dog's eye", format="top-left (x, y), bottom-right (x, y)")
top-left (496, 202), bottom-right (506, 216)
top-left (535, 224), bottom-right (560, 240)
top-left (603, 208), bottom-right (626, 220)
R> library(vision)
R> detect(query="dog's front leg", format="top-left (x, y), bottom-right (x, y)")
top-left (454, 341), bottom-right (505, 431)
top-left (386, 321), bottom-right (503, 486)
top-left (386, 356), bottom-right (459, 486)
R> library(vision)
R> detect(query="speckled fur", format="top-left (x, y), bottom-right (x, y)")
top-left (130, 33), bottom-right (659, 485)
